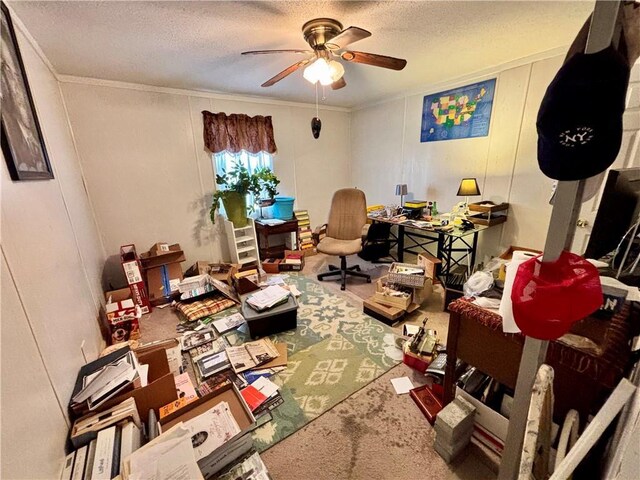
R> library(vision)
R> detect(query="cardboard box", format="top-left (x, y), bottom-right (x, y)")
top-left (185, 262), bottom-right (239, 285)
top-left (363, 296), bottom-right (406, 326)
top-left (70, 347), bottom-right (177, 422)
top-left (145, 262), bottom-right (183, 305)
top-left (159, 382), bottom-right (256, 478)
top-left (498, 245), bottom-right (542, 260)
top-left (139, 243), bottom-right (186, 269)
top-left (279, 250), bottom-right (305, 272)
top-left (233, 269), bottom-right (261, 295)
top-left (105, 296), bottom-right (141, 344)
top-left (261, 258), bottom-right (282, 274)
top-left (120, 245), bottom-right (151, 314)
top-left (104, 287), bottom-right (132, 304)
top-left (374, 277), bottom-right (412, 310)
top-left (417, 253), bottom-right (442, 282)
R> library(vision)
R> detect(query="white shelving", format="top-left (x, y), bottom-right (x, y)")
top-left (224, 217), bottom-right (260, 266)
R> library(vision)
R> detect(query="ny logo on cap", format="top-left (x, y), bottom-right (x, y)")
top-left (558, 127), bottom-right (594, 148)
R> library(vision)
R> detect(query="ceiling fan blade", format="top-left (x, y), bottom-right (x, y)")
top-left (261, 59), bottom-right (311, 87)
top-left (242, 49), bottom-right (312, 55)
top-left (331, 77), bottom-right (346, 90)
top-left (341, 51), bottom-right (407, 70)
top-left (325, 26), bottom-right (371, 50)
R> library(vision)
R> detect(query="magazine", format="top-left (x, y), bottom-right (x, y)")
top-left (180, 329), bottom-right (216, 351)
top-left (226, 339), bottom-right (279, 373)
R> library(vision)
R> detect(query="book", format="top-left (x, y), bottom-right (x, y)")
top-left (119, 421), bottom-right (142, 469)
top-left (71, 445), bottom-right (87, 480)
top-left (61, 451), bottom-right (75, 480)
top-left (91, 425), bottom-right (116, 480)
top-left (159, 396), bottom-right (198, 419)
top-left (188, 337), bottom-right (229, 360)
top-left (198, 371), bottom-right (246, 396)
top-left (111, 423), bottom-right (122, 479)
top-left (194, 350), bottom-right (232, 379)
top-left (71, 397), bottom-right (141, 449)
top-left (83, 440), bottom-right (97, 480)
top-left (174, 372), bottom-right (198, 401)
top-left (240, 385), bottom-right (268, 411)
top-left (180, 329), bottom-right (216, 351)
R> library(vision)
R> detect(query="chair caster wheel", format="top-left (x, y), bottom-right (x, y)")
top-left (341, 286), bottom-right (346, 290)
top-left (366, 278), bottom-right (371, 283)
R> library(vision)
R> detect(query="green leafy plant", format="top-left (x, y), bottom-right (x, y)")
top-left (210, 162), bottom-right (280, 223)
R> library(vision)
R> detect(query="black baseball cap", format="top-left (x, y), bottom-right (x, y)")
top-left (537, 18), bottom-right (631, 181)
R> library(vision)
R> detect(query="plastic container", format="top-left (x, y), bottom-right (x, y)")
top-left (272, 196), bottom-right (295, 220)
top-left (241, 293), bottom-right (298, 339)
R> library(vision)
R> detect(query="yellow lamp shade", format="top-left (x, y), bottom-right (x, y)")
top-left (457, 178), bottom-right (481, 197)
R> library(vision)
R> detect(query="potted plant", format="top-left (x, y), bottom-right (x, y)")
top-left (210, 163), bottom-right (280, 227)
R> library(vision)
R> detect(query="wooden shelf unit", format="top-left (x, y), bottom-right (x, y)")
top-left (224, 218), bottom-right (260, 266)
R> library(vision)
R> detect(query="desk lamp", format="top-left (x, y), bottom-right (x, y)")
top-left (395, 184), bottom-right (408, 206)
top-left (456, 178), bottom-right (481, 215)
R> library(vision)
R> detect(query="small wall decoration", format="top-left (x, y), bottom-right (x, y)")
top-left (420, 78), bottom-right (496, 143)
top-left (1, 2), bottom-right (53, 180)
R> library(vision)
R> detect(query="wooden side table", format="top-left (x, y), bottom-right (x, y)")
top-left (255, 219), bottom-right (298, 259)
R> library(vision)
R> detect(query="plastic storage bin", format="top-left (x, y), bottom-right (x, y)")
top-left (272, 196), bottom-right (295, 220)
top-left (241, 293), bottom-right (298, 339)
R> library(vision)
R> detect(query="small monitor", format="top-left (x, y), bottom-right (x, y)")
top-left (584, 167), bottom-right (640, 264)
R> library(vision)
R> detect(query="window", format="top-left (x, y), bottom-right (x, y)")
top-left (212, 150), bottom-right (275, 211)
top-left (213, 150), bottom-right (273, 178)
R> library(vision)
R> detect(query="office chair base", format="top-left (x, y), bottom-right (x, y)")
top-left (317, 256), bottom-right (371, 290)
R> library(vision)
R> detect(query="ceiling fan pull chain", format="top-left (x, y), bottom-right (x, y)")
top-left (316, 82), bottom-right (319, 118)
top-left (321, 84), bottom-right (326, 101)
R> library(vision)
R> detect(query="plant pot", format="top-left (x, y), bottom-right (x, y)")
top-left (221, 191), bottom-right (248, 228)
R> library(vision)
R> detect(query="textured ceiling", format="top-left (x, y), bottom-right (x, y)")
top-left (9, 1), bottom-right (595, 108)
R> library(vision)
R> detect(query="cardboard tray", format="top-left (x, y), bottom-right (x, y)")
top-left (159, 381), bottom-right (255, 431)
top-left (467, 213), bottom-right (507, 227)
top-left (468, 201), bottom-right (509, 214)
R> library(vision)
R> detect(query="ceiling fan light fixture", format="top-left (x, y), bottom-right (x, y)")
top-left (303, 58), bottom-right (344, 86)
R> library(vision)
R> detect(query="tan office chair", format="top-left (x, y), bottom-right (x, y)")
top-left (317, 188), bottom-right (372, 290)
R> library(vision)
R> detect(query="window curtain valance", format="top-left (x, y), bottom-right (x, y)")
top-left (202, 111), bottom-right (277, 155)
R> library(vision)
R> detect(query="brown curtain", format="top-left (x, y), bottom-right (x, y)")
top-left (202, 111), bottom-right (277, 154)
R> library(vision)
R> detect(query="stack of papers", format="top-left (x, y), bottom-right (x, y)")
top-left (212, 313), bottom-right (246, 334)
top-left (246, 285), bottom-right (290, 312)
top-left (70, 397), bottom-right (141, 448)
top-left (182, 402), bottom-right (242, 461)
top-left (124, 424), bottom-right (203, 480)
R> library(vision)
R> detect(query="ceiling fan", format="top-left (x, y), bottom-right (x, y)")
top-left (241, 18), bottom-right (407, 90)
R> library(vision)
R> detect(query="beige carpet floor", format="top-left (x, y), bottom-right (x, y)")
top-left (261, 254), bottom-right (495, 480)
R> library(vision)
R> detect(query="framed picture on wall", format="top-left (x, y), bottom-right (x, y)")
top-left (1, 2), bottom-right (53, 181)
top-left (420, 78), bottom-right (497, 143)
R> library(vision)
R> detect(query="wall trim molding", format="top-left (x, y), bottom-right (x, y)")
top-left (57, 75), bottom-right (352, 113)
top-left (352, 45), bottom-right (567, 112)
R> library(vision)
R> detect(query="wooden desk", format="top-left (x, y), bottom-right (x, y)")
top-left (254, 219), bottom-right (298, 259)
top-left (368, 216), bottom-right (488, 277)
top-left (443, 298), bottom-right (638, 422)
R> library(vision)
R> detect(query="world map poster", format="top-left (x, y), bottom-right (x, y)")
top-left (420, 78), bottom-right (496, 142)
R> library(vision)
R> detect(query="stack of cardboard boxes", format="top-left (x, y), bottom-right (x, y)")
top-left (362, 254), bottom-right (439, 326)
top-left (139, 243), bottom-right (186, 306)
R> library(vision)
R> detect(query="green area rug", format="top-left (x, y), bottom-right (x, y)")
top-left (225, 274), bottom-right (402, 452)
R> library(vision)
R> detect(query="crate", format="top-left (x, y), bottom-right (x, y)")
top-left (388, 262), bottom-right (428, 288)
